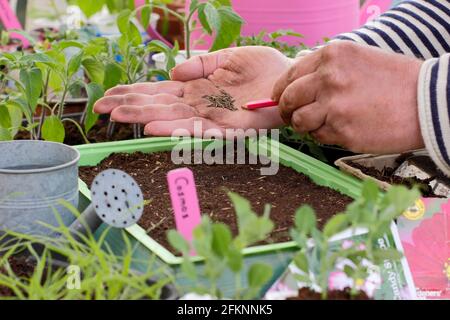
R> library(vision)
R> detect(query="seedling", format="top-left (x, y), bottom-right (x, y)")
top-left (290, 180), bottom-right (420, 299)
top-left (167, 191), bottom-right (274, 299)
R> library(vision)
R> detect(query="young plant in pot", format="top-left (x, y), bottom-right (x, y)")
top-left (288, 181), bottom-right (420, 300)
top-left (168, 192), bottom-right (274, 299)
top-left (0, 38), bottom-right (106, 144)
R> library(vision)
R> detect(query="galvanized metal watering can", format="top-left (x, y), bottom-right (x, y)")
top-left (0, 141), bottom-right (80, 235)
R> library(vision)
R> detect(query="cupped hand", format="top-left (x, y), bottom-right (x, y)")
top-left (272, 41), bottom-right (425, 154)
top-left (94, 46), bottom-right (293, 136)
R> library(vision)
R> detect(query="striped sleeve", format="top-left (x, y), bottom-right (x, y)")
top-left (417, 54), bottom-right (450, 175)
top-left (296, 0), bottom-right (450, 175)
top-left (332, 0), bottom-right (450, 59)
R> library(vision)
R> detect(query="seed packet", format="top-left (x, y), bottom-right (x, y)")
top-left (264, 223), bottom-right (416, 300)
top-left (397, 198), bottom-right (450, 300)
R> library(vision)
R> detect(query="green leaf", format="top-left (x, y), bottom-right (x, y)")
top-left (294, 205), bottom-right (317, 235)
top-left (82, 58), bottom-right (105, 84)
top-left (73, 0), bottom-right (106, 18)
top-left (84, 83), bottom-right (104, 134)
top-left (42, 116), bottom-right (65, 143)
top-left (141, 5), bottom-right (152, 30)
top-left (167, 230), bottom-right (190, 254)
top-left (209, 7), bottom-right (244, 52)
top-left (361, 179), bottom-right (380, 204)
top-left (128, 21), bottom-right (143, 46)
top-left (7, 104), bottom-right (22, 137)
top-left (103, 62), bottom-right (124, 90)
top-left (181, 259), bottom-right (197, 281)
top-left (203, 3), bottom-right (219, 36)
top-left (247, 263), bottom-right (273, 289)
top-left (293, 252), bottom-right (309, 274)
top-left (211, 223), bottom-right (232, 258)
top-left (323, 213), bottom-right (349, 238)
top-left (189, 0), bottom-right (199, 12)
top-left (0, 127), bottom-right (12, 141)
top-left (0, 104), bottom-right (11, 128)
top-left (117, 9), bottom-right (133, 35)
top-left (68, 50), bottom-right (84, 78)
top-left (19, 68), bottom-right (43, 112)
top-left (226, 246), bottom-right (243, 273)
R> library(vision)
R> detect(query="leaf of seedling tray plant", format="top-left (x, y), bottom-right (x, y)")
top-left (141, 5), bottom-right (152, 30)
top-left (294, 205), bottom-right (317, 235)
top-left (226, 245), bottom-right (243, 273)
top-left (208, 6), bottom-right (244, 52)
top-left (323, 213), bottom-right (349, 238)
top-left (167, 229), bottom-right (191, 254)
top-left (0, 104), bottom-right (11, 129)
top-left (84, 82), bottom-right (104, 134)
top-left (19, 68), bottom-right (42, 112)
top-left (211, 223), bottom-right (232, 258)
top-left (0, 127), bottom-right (12, 141)
top-left (103, 62), bottom-right (124, 90)
top-left (293, 251), bottom-right (309, 274)
top-left (67, 50), bottom-right (84, 78)
top-left (42, 115), bottom-right (65, 143)
top-left (379, 186), bottom-right (420, 222)
top-left (247, 263), bottom-right (273, 291)
top-left (117, 9), bottom-right (132, 34)
top-left (82, 58), bottom-right (105, 85)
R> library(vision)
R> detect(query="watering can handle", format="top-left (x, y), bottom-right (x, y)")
top-left (360, 0), bottom-right (394, 26)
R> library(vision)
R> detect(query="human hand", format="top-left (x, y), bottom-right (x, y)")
top-left (94, 46), bottom-right (293, 136)
top-left (272, 41), bottom-right (425, 154)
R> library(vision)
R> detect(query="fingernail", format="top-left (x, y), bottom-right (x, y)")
top-left (169, 68), bottom-right (174, 80)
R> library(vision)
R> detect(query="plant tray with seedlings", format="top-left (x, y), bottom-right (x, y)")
top-left (75, 137), bottom-right (363, 295)
top-left (335, 150), bottom-right (450, 198)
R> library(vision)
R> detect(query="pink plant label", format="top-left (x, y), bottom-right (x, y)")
top-left (360, 0), bottom-right (393, 25)
top-left (0, 0), bottom-right (29, 47)
top-left (167, 168), bottom-right (202, 255)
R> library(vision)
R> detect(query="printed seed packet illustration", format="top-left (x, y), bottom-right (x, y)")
top-left (397, 198), bottom-right (450, 300)
top-left (265, 224), bottom-right (416, 300)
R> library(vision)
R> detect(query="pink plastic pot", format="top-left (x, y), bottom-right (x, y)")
top-left (186, 0), bottom-right (393, 49)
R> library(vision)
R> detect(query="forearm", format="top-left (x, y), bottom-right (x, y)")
top-left (417, 53), bottom-right (450, 176)
top-left (298, 0), bottom-right (450, 60)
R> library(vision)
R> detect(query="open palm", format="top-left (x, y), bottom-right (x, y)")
top-left (94, 46), bottom-right (293, 136)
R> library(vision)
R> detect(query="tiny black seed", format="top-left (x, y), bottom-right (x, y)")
top-left (104, 191), bottom-right (108, 196)
top-left (114, 196), bottom-right (118, 200)
top-left (118, 208), bottom-right (122, 212)
top-left (102, 214), bottom-right (106, 218)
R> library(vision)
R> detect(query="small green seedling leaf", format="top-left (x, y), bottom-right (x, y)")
top-left (247, 263), bottom-right (273, 289)
top-left (167, 230), bottom-right (190, 254)
top-left (294, 205), bottom-right (316, 235)
top-left (293, 251), bottom-right (309, 274)
top-left (323, 213), bottom-right (349, 238)
top-left (84, 83), bottom-right (104, 134)
top-left (42, 116), bottom-right (65, 143)
top-left (19, 68), bottom-right (43, 112)
top-left (211, 223), bottom-right (232, 258)
top-left (0, 127), bottom-right (12, 141)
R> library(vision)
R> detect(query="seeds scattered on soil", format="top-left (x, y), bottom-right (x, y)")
top-left (203, 89), bottom-right (237, 111)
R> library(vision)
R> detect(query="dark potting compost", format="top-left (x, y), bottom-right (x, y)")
top-left (0, 256), bottom-right (35, 297)
top-left (288, 288), bottom-right (370, 300)
top-left (79, 150), bottom-right (353, 252)
top-left (349, 154), bottom-right (450, 197)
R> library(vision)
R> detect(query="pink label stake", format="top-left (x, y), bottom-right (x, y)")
top-left (167, 168), bottom-right (202, 255)
top-left (0, 0), bottom-right (29, 47)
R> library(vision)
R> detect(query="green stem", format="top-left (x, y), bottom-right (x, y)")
top-left (61, 118), bottom-right (90, 145)
top-left (57, 85), bottom-right (68, 119)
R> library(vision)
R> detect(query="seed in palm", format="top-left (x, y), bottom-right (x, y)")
top-left (203, 89), bottom-right (237, 111)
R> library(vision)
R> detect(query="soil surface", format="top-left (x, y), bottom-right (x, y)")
top-left (288, 288), bottom-right (370, 300)
top-left (79, 151), bottom-right (353, 253)
top-left (16, 119), bottom-right (140, 146)
top-left (0, 256), bottom-right (35, 298)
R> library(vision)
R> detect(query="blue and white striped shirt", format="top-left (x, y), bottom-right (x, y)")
top-left (303, 0), bottom-right (450, 176)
